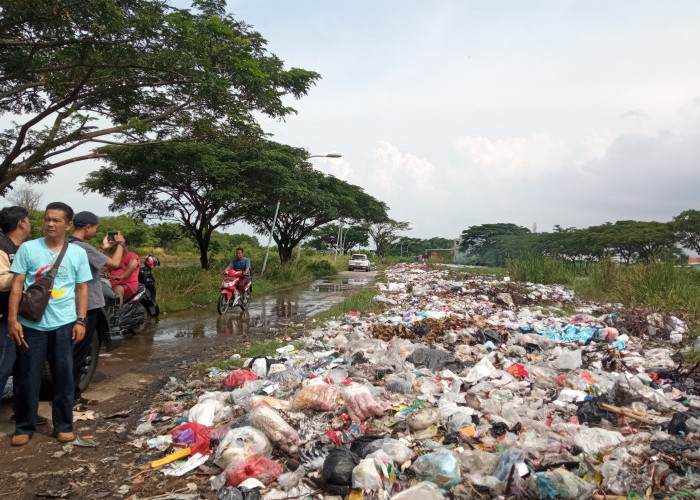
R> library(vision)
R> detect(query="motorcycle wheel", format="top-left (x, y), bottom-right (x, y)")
top-left (239, 289), bottom-right (252, 311)
top-left (39, 334), bottom-right (100, 398)
top-left (217, 294), bottom-right (230, 315)
top-left (147, 302), bottom-right (160, 317)
top-left (129, 303), bottom-right (148, 334)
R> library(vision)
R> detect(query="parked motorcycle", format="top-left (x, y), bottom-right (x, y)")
top-left (217, 269), bottom-right (252, 314)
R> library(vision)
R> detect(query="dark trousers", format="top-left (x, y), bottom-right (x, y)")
top-left (72, 309), bottom-right (98, 400)
top-left (0, 319), bottom-right (16, 410)
top-left (236, 277), bottom-right (251, 294)
top-left (15, 323), bottom-right (74, 435)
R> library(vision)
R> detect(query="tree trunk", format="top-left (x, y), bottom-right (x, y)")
top-left (278, 244), bottom-right (294, 264)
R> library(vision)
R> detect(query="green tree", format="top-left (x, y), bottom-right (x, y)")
top-left (0, 0), bottom-right (319, 193)
top-left (97, 215), bottom-right (155, 248)
top-left (151, 222), bottom-right (188, 249)
top-left (245, 154), bottom-right (388, 264)
top-left (308, 224), bottom-right (368, 254)
top-left (673, 209), bottom-right (700, 255)
top-left (459, 223), bottom-right (530, 265)
top-left (362, 220), bottom-right (412, 259)
top-left (81, 141), bottom-right (259, 268)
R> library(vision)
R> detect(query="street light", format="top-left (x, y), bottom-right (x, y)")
top-left (308, 153), bottom-right (342, 158)
top-left (261, 152), bottom-right (343, 273)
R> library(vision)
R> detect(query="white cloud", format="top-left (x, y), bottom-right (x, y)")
top-left (372, 140), bottom-right (437, 194)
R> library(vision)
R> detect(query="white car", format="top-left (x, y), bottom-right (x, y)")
top-left (348, 253), bottom-right (371, 271)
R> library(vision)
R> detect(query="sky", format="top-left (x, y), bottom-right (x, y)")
top-left (5, 1), bottom-right (700, 241)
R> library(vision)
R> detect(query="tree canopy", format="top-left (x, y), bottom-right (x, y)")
top-left (673, 209), bottom-right (700, 255)
top-left (307, 223), bottom-right (369, 254)
top-left (362, 220), bottom-right (412, 259)
top-left (0, 0), bottom-right (319, 193)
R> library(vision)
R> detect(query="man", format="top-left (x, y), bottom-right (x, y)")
top-left (68, 211), bottom-right (125, 406)
top-left (7, 202), bottom-right (91, 446)
top-left (107, 236), bottom-right (139, 308)
top-left (0, 207), bottom-right (31, 410)
top-left (223, 247), bottom-right (251, 295)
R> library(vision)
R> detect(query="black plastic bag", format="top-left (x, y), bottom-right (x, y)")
top-left (322, 448), bottom-right (360, 494)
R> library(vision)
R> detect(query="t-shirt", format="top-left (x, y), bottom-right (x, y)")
top-left (0, 234), bottom-right (20, 319)
top-left (111, 251), bottom-right (140, 292)
top-left (229, 257), bottom-right (251, 279)
top-left (68, 237), bottom-right (109, 310)
top-left (11, 238), bottom-right (91, 331)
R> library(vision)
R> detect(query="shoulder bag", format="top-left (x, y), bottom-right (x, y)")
top-left (18, 241), bottom-right (69, 322)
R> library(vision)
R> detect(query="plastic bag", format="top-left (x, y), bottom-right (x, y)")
top-left (408, 348), bottom-right (459, 372)
top-left (390, 482), bottom-right (444, 500)
top-left (493, 447), bottom-right (525, 482)
top-left (385, 379), bottom-right (412, 394)
top-left (214, 426), bottom-right (272, 469)
top-left (352, 456), bottom-right (395, 490)
top-left (248, 406), bottom-right (300, 453)
top-left (322, 448), bottom-right (360, 494)
top-left (250, 396), bottom-right (290, 411)
top-left (171, 422), bottom-right (211, 456)
top-left (188, 397), bottom-right (228, 426)
top-left (573, 427), bottom-right (624, 454)
top-left (411, 452), bottom-right (461, 488)
top-left (342, 383), bottom-right (385, 423)
top-left (223, 370), bottom-right (258, 388)
top-left (225, 456), bottom-right (282, 487)
top-left (293, 382), bottom-right (339, 411)
top-left (365, 436), bottom-right (412, 464)
top-left (407, 409), bottom-right (438, 431)
top-left (267, 369), bottom-right (301, 389)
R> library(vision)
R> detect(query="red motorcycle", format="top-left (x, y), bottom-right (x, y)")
top-left (217, 269), bottom-right (252, 314)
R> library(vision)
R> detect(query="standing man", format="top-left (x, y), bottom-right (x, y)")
top-left (223, 247), bottom-right (251, 294)
top-left (7, 202), bottom-right (91, 446)
top-left (68, 211), bottom-right (125, 406)
top-left (0, 206), bottom-right (31, 410)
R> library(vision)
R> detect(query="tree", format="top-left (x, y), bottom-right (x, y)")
top-left (673, 209), bottom-right (700, 255)
top-left (5, 183), bottom-right (42, 212)
top-left (308, 224), bottom-right (368, 254)
top-left (459, 223), bottom-right (530, 264)
top-left (245, 155), bottom-right (388, 264)
top-left (362, 220), bottom-right (412, 259)
top-left (81, 141), bottom-right (260, 268)
top-left (0, 0), bottom-right (319, 193)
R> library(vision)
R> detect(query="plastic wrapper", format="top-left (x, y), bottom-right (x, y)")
top-left (171, 422), bottom-right (211, 456)
top-left (390, 482), bottom-right (444, 500)
top-left (293, 382), bottom-right (339, 411)
top-left (407, 409), bottom-right (438, 431)
top-left (214, 426), bottom-right (272, 469)
top-left (248, 406), bottom-right (299, 453)
top-left (322, 448), bottom-right (360, 494)
top-left (223, 370), bottom-right (258, 388)
top-left (411, 451), bottom-right (461, 488)
top-left (225, 456), bottom-right (282, 487)
top-left (341, 383), bottom-right (385, 423)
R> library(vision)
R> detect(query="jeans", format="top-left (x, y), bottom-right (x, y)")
top-left (14, 323), bottom-right (75, 435)
top-left (72, 309), bottom-right (98, 400)
top-left (0, 319), bottom-right (16, 410)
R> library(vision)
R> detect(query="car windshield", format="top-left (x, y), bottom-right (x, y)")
top-left (352, 254), bottom-right (367, 260)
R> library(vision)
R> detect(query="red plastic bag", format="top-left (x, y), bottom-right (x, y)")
top-left (171, 422), bottom-right (212, 455)
top-left (223, 370), bottom-right (258, 387)
top-left (226, 456), bottom-right (283, 486)
top-left (506, 363), bottom-right (529, 377)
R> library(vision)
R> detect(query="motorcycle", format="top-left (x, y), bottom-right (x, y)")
top-left (102, 254), bottom-right (160, 334)
top-left (217, 269), bottom-right (252, 314)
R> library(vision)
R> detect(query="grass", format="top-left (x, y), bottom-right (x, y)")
top-left (453, 265), bottom-right (505, 275)
top-left (506, 252), bottom-right (576, 285)
top-left (312, 287), bottom-right (385, 322)
top-left (193, 339), bottom-right (301, 372)
top-left (153, 253), bottom-right (347, 313)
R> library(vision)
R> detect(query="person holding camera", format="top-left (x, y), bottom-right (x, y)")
top-left (106, 236), bottom-right (139, 308)
top-left (68, 212), bottom-right (125, 406)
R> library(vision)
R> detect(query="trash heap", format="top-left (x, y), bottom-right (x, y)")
top-left (133, 264), bottom-right (700, 499)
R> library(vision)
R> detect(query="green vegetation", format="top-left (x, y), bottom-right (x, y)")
top-left (451, 265), bottom-right (506, 276)
top-left (312, 287), bottom-right (384, 322)
top-left (195, 339), bottom-right (301, 372)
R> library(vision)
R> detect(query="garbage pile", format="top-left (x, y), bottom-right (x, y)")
top-left (131, 264), bottom-right (700, 499)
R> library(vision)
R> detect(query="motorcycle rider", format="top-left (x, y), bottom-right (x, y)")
top-left (68, 212), bottom-right (125, 407)
top-left (223, 247), bottom-right (251, 296)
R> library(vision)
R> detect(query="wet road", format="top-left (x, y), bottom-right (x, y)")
top-left (85, 272), bottom-right (375, 399)
top-left (0, 272), bottom-right (375, 431)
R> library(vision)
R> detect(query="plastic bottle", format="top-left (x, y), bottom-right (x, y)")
top-left (493, 447), bottom-right (525, 482)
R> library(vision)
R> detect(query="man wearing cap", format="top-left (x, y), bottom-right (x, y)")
top-left (69, 211), bottom-right (125, 406)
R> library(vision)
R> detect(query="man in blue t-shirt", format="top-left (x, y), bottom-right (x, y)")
top-left (7, 202), bottom-right (91, 447)
top-left (223, 247), bottom-right (251, 294)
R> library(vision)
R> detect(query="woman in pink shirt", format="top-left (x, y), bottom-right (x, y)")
top-left (108, 236), bottom-right (140, 307)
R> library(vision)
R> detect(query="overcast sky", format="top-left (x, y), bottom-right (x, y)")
top-left (8, 1), bottom-right (700, 240)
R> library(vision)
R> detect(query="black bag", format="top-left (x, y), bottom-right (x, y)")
top-left (18, 242), bottom-right (68, 322)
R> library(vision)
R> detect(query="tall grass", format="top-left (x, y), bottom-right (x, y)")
top-left (506, 253), bottom-right (700, 317)
top-left (506, 252), bottom-right (576, 285)
top-left (312, 287), bottom-right (384, 321)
